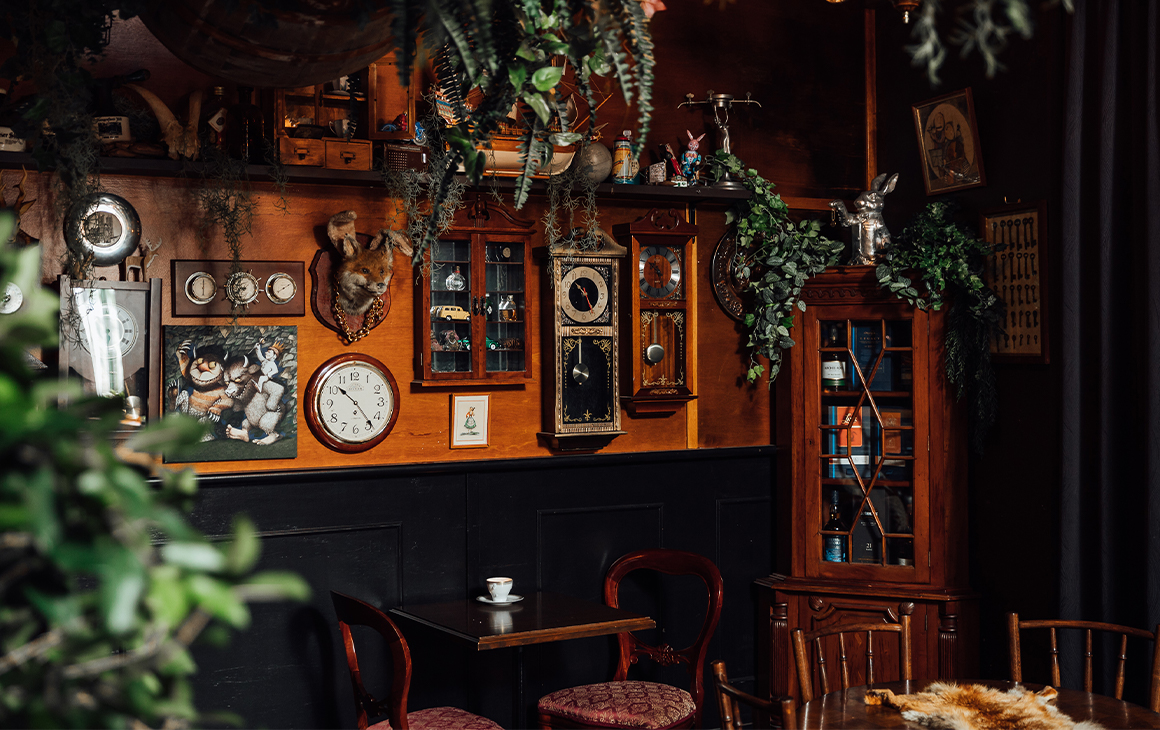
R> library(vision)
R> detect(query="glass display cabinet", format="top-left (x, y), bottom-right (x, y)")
top-left (754, 267), bottom-right (977, 704)
top-left (417, 196), bottom-right (534, 384)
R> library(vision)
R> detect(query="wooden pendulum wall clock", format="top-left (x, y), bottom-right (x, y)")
top-left (614, 209), bottom-right (698, 415)
top-left (537, 234), bottom-right (627, 452)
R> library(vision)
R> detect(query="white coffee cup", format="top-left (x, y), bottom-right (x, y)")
top-left (486, 576), bottom-right (513, 602)
top-left (329, 118), bottom-right (352, 138)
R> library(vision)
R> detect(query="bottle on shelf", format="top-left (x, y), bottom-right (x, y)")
top-left (821, 322), bottom-right (846, 391)
top-left (227, 86), bottom-right (265, 163)
top-left (201, 86), bottom-right (230, 152)
top-left (851, 501), bottom-right (882, 564)
top-left (822, 489), bottom-right (847, 562)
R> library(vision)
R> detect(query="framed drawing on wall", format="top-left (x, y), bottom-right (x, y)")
top-left (162, 324), bottom-right (298, 462)
top-left (980, 200), bottom-right (1049, 364)
top-left (912, 88), bottom-right (986, 195)
top-left (450, 393), bottom-right (490, 449)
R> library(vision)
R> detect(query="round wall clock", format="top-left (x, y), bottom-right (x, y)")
top-left (305, 353), bottom-right (399, 453)
top-left (77, 302), bottom-right (139, 356)
top-left (1, 281), bottom-right (23, 314)
top-left (559, 265), bottom-right (610, 323)
top-left (65, 193), bottom-right (141, 266)
top-left (711, 228), bottom-right (747, 322)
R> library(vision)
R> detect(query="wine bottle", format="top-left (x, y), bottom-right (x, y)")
top-left (822, 489), bottom-right (847, 562)
top-left (851, 502), bottom-right (881, 564)
top-left (201, 86), bottom-right (229, 151)
top-left (227, 86), bottom-right (264, 163)
top-left (821, 323), bottom-right (846, 391)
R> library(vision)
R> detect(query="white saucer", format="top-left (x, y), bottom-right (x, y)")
top-left (476, 594), bottom-right (524, 605)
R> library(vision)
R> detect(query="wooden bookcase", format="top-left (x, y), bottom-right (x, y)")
top-left (755, 266), bottom-right (978, 705)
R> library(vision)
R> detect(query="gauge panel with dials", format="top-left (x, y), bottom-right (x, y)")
top-left (172, 260), bottom-right (305, 316)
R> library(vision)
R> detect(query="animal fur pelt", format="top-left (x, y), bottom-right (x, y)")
top-left (864, 682), bottom-right (1104, 730)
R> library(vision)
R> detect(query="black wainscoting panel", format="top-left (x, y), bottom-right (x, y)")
top-left (186, 447), bottom-right (774, 730)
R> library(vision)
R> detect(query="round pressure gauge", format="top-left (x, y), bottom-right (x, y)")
top-left (225, 271), bottom-right (260, 306)
top-left (265, 272), bottom-right (298, 304)
top-left (184, 271), bottom-right (218, 305)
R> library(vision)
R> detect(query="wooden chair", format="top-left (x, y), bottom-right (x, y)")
top-left (331, 591), bottom-right (502, 730)
top-left (537, 548), bottom-right (724, 729)
top-left (1007, 612), bottom-right (1160, 712)
top-left (712, 660), bottom-right (796, 730)
top-left (791, 603), bottom-right (914, 703)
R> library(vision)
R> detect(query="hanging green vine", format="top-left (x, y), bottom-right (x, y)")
top-left (875, 201), bottom-right (1005, 453)
top-left (195, 146), bottom-right (255, 282)
top-left (710, 152), bottom-right (844, 384)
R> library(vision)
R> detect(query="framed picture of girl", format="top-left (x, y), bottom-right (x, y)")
top-left (450, 393), bottom-right (490, 448)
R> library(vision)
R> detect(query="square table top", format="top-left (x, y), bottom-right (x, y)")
top-left (390, 591), bottom-right (655, 650)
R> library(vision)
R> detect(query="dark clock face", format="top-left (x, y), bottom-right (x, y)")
top-left (638, 245), bottom-right (681, 299)
top-left (560, 264), bottom-right (612, 324)
top-left (561, 335), bottom-right (614, 425)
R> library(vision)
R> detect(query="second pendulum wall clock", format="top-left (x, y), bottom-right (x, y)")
top-left (613, 208), bottom-right (698, 415)
top-left (537, 232), bottom-right (627, 452)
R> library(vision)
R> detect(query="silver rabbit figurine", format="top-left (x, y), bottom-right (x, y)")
top-left (830, 172), bottom-right (900, 265)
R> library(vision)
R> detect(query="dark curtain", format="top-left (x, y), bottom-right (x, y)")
top-left (1059, 0), bottom-right (1160, 698)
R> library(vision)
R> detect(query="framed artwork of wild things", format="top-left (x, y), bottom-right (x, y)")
top-left (162, 324), bottom-right (297, 462)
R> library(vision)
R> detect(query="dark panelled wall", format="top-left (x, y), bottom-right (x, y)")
top-left (186, 447), bottom-right (773, 729)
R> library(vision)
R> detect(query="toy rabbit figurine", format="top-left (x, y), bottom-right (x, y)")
top-left (830, 172), bottom-right (900, 265)
top-left (681, 131), bottom-right (705, 184)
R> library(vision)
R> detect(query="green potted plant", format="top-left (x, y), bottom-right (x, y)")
top-left (0, 209), bottom-right (309, 727)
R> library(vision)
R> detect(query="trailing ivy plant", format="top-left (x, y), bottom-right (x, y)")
top-left (0, 210), bottom-right (310, 728)
top-left (875, 201), bottom-right (1005, 453)
top-left (710, 152), bottom-right (844, 384)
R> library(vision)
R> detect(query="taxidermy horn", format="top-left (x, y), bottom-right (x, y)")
top-left (123, 84), bottom-right (202, 160)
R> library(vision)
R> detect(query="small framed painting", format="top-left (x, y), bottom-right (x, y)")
top-left (912, 88), bottom-right (986, 195)
top-left (450, 393), bottom-right (490, 449)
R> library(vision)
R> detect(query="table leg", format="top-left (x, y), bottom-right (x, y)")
top-left (513, 645), bottom-right (525, 727)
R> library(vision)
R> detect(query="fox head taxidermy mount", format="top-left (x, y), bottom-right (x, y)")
top-left (326, 210), bottom-right (413, 317)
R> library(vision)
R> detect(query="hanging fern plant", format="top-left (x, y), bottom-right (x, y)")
top-left (392, 0), bottom-right (655, 257)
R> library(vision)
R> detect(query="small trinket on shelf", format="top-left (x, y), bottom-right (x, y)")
top-left (445, 265), bottom-right (466, 291)
top-left (681, 130), bottom-right (705, 184)
top-left (612, 130), bottom-right (637, 184)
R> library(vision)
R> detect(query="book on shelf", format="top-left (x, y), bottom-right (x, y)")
top-left (852, 324), bottom-right (893, 391)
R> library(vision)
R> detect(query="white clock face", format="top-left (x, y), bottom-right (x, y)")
top-left (560, 265), bottom-right (609, 323)
top-left (79, 303), bottom-right (138, 356)
top-left (315, 361), bottom-right (396, 445)
top-left (265, 272), bottom-right (297, 304)
top-left (225, 271), bottom-right (260, 306)
top-left (0, 282), bottom-right (23, 314)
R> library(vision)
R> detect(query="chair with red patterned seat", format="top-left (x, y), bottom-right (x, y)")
top-left (536, 549), bottom-right (724, 729)
top-left (331, 591), bottom-right (503, 730)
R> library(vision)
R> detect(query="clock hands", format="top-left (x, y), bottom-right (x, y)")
top-left (337, 385), bottom-right (374, 429)
top-left (572, 282), bottom-right (595, 311)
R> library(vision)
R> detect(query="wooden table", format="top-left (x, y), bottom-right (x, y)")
top-left (391, 591), bottom-right (655, 725)
top-left (795, 680), bottom-right (1160, 729)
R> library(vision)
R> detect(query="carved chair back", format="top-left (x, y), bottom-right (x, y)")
top-left (1007, 613), bottom-right (1160, 712)
top-left (791, 603), bottom-right (914, 703)
top-left (605, 548), bottom-right (725, 727)
top-left (331, 590), bottom-right (413, 730)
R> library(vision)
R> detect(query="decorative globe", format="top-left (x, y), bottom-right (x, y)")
top-left (569, 140), bottom-right (613, 185)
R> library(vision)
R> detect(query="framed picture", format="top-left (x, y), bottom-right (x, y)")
top-left (450, 393), bottom-right (490, 449)
top-left (162, 324), bottom-right (298, 462)
top-left (912, 88), bottom-right (986, 195)
top-left (980, 200), bottom-right (1049, 364)
top-left (58, 276), bottom-right (162, 434)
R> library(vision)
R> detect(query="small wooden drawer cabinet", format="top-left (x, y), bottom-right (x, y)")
top-left (324, 139), bottom-right (372, 171)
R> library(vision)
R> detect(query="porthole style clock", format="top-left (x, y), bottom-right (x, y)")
top-left (613, 209), bottom-right (698, 415)
top-left (537, 233), bottom-right (627, 452)
top-left (305, 353), bottom-right (400, 453)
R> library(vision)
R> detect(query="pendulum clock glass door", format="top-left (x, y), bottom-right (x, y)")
top-left (485, 240), bottom-right (525, 373)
